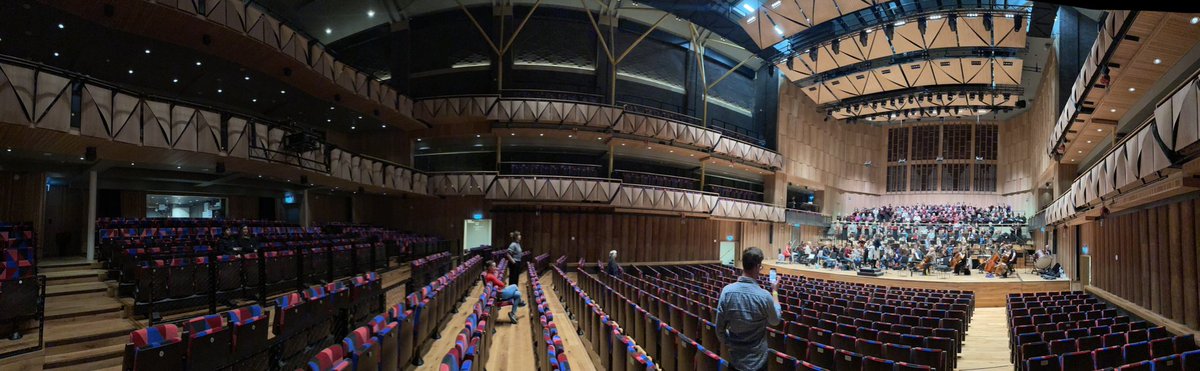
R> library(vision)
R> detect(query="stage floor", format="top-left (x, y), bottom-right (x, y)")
top-left (762, 262), bottom-right (1070, 307)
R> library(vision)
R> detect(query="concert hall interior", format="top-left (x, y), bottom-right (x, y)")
top-left (2, 0), bottom-right (1200, 370)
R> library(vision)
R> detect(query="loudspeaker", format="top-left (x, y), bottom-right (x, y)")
top-left (84, 147), bottom-right (97, 162)
top-left (216, 162), bottom-right (225, 174)
top-left (300, 175), bottom-right (308, 185)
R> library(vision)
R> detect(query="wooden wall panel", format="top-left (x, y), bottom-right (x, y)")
top-left (118, 190), bottom-right (147, 218)
top-left (308, 193), bottom-right (351, 226)
top-left (999, 52), bottom-right (1058, 196)
top-left (0, 171), bottom-right (46, 259)
top-left (1088, 197), bottom-right (1200, 333)
top-left (777, 82), bottom-right (887, 197)
top-left (490, 210), bottom-right (737, 264)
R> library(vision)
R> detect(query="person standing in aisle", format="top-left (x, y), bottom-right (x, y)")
top-left (506, 231), bottom-right (524, 285)
top-left (716, 247), bottom-right (782, 371)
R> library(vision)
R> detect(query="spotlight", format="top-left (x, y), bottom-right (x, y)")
top-left (883, 24), bottom-right (894, 40)
top-left (859, 30), bottom-right (868, 46)
top-left (808, 48), bottom-right (818, 62)
top-left (918, 16), bottom-right (927, 36)
top-left (983, 14), bottom-right (993, 31)
top-left (948, 14), bottom-right (958, 32)
top-left (1015, 14), bottom-right (1023, 30)
top-left (831, 38), bottom-right (840, 54)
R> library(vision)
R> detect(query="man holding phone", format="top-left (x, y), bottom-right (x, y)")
top-left (716, 247), bottom-right (783, 371)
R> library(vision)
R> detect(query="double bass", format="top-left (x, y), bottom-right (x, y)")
top-left (983, 246), bottom-right (1002, 274)
top-left (915, 249), bottom-right (934, 273)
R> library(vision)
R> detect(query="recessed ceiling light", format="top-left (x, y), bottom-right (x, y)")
top-left (5, 148), bottom-right (10, 152)
top-left (620, 143), bottom-right (625, 146)
top-left (367, 10), bottom-right (375, 17)
top-left (381, 124), bottom-right (387, 128)
top-left (217, 89), bottom-right (223, 93)
top-left (172, 78), bottom-right (179, 83)
top-left (647, 146), bottom-right (652, 149)
top-left (127, 69), bottom-right (134, 74)
top-left (57, 23), bottom-right (64, 29)
top-left (669, 150), bottom-right (674, 153)
top-left (195, 61), bottom-right (202, 66)
top-left (510, 133), bottom-right (515, 136)
top-left (357, 116), bottom-right (363, 119)
top-left (257, 175), bottom-right (262, 178)
top-left (1109, 108), bottom-right (1116, 113)
top-left (538, 133), bottom-right (544, 136)
top-left (1077, 150), bottom-right (1082, 153)
top-left (325, 28), bottom-right (332, 34)
top-left (1097, 128), bottom-right (1103, 132)
top-left (329, 106), bottom-right (334, 110)
top-left (79, 157), bottom-right (84, 160)
top-left (144, 49), bottom-right (151, 54)
top-left (251, 98), bottom-right (257, 102)
top-left (1154, 58), bottom-right (1162, 65)
top-left (689, 154), bottom-right (694, 156)
top-left (416, 138), bottom-right (422, 142)
top-left (1071, 158), bottom-right (1076, 161)
top-left (1087, 140), bottom-right (1092, 143)
top-left (597, 137), bottom-right (602, 140)
top-left (1128, 87), bottom-right (1136, 92)
top-left (350, 126), bottom-right (356, 130)
top-left (1192, 17), bottom-right (1199, 25)
top-left (130, 162), bottom-right (135, 166)
top-left (176, 166), bottom-right (181, 169)
top-left (52, 52), bottom-right (59, 57)
top-left (326, 119), bottom-right (332, 122)
top-left (244, 76), bottom-right (250, 80)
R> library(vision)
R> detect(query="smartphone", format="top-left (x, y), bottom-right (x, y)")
top-left (768, 269), bottom-right (778, 286)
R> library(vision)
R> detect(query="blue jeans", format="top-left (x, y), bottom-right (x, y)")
top-left (500, 285), bottom-right (523, 315)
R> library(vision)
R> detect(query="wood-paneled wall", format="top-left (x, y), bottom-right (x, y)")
top-left (308, 193), bottom-right (352, 225)
top-left (777, 83), bottom-right (887, 196)
top-left (1088, 197), bottom-right (1200, 331)
top-left (492, 210), bottom-right (740, 263)
top-left (999, 52), bottom-right (1058, 197)
top-left (0, 171), bottom-right (46, 258)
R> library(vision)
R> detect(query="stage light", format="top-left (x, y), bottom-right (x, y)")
top-left (1015, 14), bottom-right (1023, 30)
top-left (808, 48), bottom-right (818, 62)
top-left (918, 17), bottom-right (927, 36)
top-left (948, 14), bottom-right (958, 32)
top-left (883, 24), bottom-right (894, 40)
top-left (983, 14), bottom-right (993, 31)
top-left (325, 28), bottom-right (332, 34)
top-left (367, 10), bottom-right (375, 18)
top-left (859, 30), bottom-right (868, 46)
top-left (831, 38), bottom-right (840, 54)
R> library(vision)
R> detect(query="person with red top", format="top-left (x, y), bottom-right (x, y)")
top-left (484, 260), bottom-right (524, 323)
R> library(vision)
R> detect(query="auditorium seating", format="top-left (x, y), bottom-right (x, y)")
top-left (707, 184), bottom-right (766, 202)
top-left (588, 263), bottom-right (969, 371)
top-left (1008, 291), bottom-right (1200, 371)
top-left (509, 162), bottom-right (603, 178)
top-left (94, 218), bottom-right (439, 316)
top-left (527, 259), bottom-right (571, 371)
top-left (552, 264), bottom-right (660, 370)
top-left (0, 222), bottom-right (40, 341)
top-left (614, 170), bottom-right (700, 190)
top-left (439, 257), bottom-right (508, 371)
top-left (121, 254), bottom-right (479, 371)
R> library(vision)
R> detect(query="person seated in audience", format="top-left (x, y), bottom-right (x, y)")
top-left (222, 225), bottom-right (258, 253)
top-left (605, 250), bottom-right (623, 276)
top-left (484, 260), bottom-right (525, 323)
top-left (716, 247), bottom-right (781, 371)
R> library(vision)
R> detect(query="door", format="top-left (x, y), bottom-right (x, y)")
top-left (720, 241), bottom-right (737, 266)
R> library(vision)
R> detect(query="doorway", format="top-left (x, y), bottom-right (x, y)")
top-left (720, 241), bottom-right (737, 267)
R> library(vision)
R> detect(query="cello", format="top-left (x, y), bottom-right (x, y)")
top-left (983, 245), bottom-right (1002, 274)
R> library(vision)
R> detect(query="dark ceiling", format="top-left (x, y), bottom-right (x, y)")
top-left (0, 0), bottom-right (394, 136)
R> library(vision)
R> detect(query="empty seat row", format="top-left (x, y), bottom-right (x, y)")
top-left (554, 265), bottom-right (662, 370)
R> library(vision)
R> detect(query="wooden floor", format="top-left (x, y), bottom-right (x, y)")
top-left (543, 272), bottom-right (599, 371)
top-left (763, 262), bottom-right (1071, 307)
top-left (956, 307), bottom-right (1014, 371)
top-left (414, 274), bottom-right (537, 371)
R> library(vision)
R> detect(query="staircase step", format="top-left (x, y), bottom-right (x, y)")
top-left (44, 269), bottom-right (106, 285)
top-left (39, 260), bottom-right (99, 273)
top-left (45, 296), bottom-right (124, 321)
top-left (43, 343), bottom-right (124, 369)
top-left (45, 318), bottom-right (135, 348)
top-left (46, 281), bottom-right (109, 297)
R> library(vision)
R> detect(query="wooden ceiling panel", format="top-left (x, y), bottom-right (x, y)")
top-left (957, 17), bottom-right (989, 47)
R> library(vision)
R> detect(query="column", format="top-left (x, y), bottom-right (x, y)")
top-left (301, 189), bottom-right (311, 228)
top-left (85, 170), bottom-right (97, 261)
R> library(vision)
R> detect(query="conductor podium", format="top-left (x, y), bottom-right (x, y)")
top-left (857, 267), bottom-right (885, 277)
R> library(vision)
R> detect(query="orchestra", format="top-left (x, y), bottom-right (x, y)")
top-left (777, 234), bottom-right (1049, 279)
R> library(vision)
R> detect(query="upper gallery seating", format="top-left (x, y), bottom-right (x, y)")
top-left (566, 262), bottom-right (972, 371)
top-left (615, 170), bottom-right (701, 190)
top-left (553, 264), bottom-right (660, 370)
top-left (95, 218), bottom-right (439, 315)
top-left (707, 184), bottom-right (766, 203)
top-left (1007, 291), bottom-right (1200, 371)
top-left (508, 162), bottom-right (604, 178)
top-left (123, 255), bottom-right (481, 371)
top-left (0, 222), bottom-right (40, 341)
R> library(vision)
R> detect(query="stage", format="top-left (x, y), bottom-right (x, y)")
top-left (762, 262), bottom-right (1071, 307)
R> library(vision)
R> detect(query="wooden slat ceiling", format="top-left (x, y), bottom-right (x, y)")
top-left (1061, 12), bottom-right (1200, 164)
top-left (800, 57), bottom-right (1023, 105)
top-left (778, 14), bottom-right (1027, 80)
